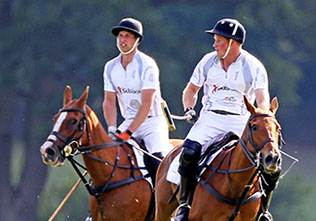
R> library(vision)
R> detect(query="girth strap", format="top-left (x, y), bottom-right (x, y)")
top-left (200, 180), bottom-right (262, 206)
top-left (91, 176), bottom-right (145, 195)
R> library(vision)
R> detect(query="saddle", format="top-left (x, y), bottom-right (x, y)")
top-left (129, 139), bottom-right (162, 186)
top-left (198, 131), bottom-right (239, 173)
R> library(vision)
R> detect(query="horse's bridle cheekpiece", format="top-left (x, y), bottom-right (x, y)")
top-left (48, 108), bottom-right (88, 159)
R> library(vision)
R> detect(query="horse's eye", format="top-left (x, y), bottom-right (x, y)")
top-left (251, 124), bottom-right (258, 131)
top-left (70, 118), bottom-right (78, 125)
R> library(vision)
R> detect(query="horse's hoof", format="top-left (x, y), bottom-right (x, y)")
top-left (258, 211), bottom-right (273, 221)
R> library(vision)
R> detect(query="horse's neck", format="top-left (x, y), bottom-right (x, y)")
top-left (82, 109), bottom-right (129, 186)
top-left (228, 141), bottom-right (258, 192)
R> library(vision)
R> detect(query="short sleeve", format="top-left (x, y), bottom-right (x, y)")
top-left (141, 61), bottom-right (160, 90)
top-left (252, 63), bottom-right (268, 90)
top-left (189, 54), bottom-right (215, 87)
top-left (103, 62), bottom-right (116, 92)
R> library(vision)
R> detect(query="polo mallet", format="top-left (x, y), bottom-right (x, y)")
top-left (161, 100), bottom-right (191, 131)
top-left (48, 171), bottom-right (88, 221)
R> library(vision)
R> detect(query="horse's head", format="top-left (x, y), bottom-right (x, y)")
top-left (243, 96), bottom-right (283, 174)
top-left (40, 85), bottom-right (89, 167)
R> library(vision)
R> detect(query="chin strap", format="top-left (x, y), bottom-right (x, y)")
top-left (221, 21), bottom-right (239, 59)
top-left (221, 39), bottom-right (233, 59)
top-left (116, 37), bottom-right (139, 55)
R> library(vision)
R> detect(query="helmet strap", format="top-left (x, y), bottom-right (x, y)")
top-left (221, 22), bottom-right (239, 59)
top-left (221, 38), bottom-right (232, 59)
top-left (116, 37), bottom-right (139, 55)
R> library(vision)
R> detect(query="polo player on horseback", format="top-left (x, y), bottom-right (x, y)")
top-left (102, 17), bottom-right (171, 181)
top-left (175, 18), bottom-right (280, 221)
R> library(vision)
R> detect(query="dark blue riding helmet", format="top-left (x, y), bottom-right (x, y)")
top-left (205, 18), bottom-right (246, 44)
top-left (111, 18), bottom-right (143, 41)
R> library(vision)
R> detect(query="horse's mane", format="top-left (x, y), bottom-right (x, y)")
top-left (85, 104), bottom-right (103, 129)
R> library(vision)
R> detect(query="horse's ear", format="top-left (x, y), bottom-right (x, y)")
top-left (244, 95), bottom-right (256, 115)
top-left (78, 86), bottom-right (89, 107)
top-left (270, 97), bottom-right (279, 115)
top-left (64, 85), bottom-right (72, 106)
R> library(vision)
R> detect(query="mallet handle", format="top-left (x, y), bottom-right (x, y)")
top-left (48, 171), bottom-right (88, 221)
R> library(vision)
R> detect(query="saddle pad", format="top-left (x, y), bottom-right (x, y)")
top-left (127, 139), bottom-right (153, 188)
top-left (166, 147), bottom-right (224, 185)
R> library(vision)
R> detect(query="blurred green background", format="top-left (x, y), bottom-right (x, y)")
top-left (1, 0), bottom-right (315, 220)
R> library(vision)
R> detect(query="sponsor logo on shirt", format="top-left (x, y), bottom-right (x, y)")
top-left (212, 85), bottom-right (240, 94)
top-left (212, 85), bottom-right (218, 94)
top-left (224, 96), bottom-right (237, 102)
top-left (117, 86), bottom-right (141, 94)
top-left (130, 99), bottom-right (141, 110)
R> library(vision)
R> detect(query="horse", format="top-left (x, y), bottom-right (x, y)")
top-left (155, 96), bottom-right (283, 221)
top-left (40, 85), bottom-right (155, 221)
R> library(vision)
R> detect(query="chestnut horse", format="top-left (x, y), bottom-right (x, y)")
top-left (155, 96), bottom-right (282, 221)
top-left (40, 86), bottom-right (154, 221)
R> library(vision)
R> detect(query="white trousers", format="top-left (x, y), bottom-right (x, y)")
top-left (119, 115), bottom-right (172, 156)
top-left (185, 111), bottom-right (249, 153)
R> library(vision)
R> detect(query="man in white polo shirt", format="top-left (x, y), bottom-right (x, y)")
top-left (175, 18), bottom-right (279, 221)
top-left (102, 18), bottom-right (170, 182)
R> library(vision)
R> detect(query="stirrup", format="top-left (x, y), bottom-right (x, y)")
top-left (85, 215), bottom-right (92, 221)
top-left (175, 203), bottom-right (191, 215)
top-left (258, 211), bottom-right (273, 221)
top-left (175, 203), bottom-right (191, 214)
top-left (174, 203), bottom-right (191, 221)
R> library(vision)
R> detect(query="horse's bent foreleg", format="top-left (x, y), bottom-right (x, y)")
top-left (155, 165), bottom-right (179, 220)
top-left (155, 143), bottom-right (183, 221)
top-left (155, 180), bottom-right (178, 221)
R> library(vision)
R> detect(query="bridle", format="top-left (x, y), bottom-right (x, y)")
top-left (48, 108), bottom-right (89, 158)
top-left (200, 113), bottom-right (284, 220)
top-left (239, 113), bottom-right (284, 167)
top-left (45, 107), bottom-right (148, 221)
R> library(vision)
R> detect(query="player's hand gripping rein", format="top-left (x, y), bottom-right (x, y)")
top-left (108, 126), bottom-right (119, 140)
top-left (108, 126), bottom-right (132, 141)
top-left (116, 129), bottom-right (132, 141)
top-left (184, 107), bottom-right (198, 124)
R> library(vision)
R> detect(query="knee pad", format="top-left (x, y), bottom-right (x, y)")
top-left (178, 139), bottom-right (201, 177)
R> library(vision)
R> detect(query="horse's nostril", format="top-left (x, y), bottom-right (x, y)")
top-left (46, 147), bottom-right (55, 157)
top-left (265, 155), bottom-right (273, 164)
top-left (276, 156), bottom-right (282, 166)
top-left (265, 154), bottom-right (281, 167)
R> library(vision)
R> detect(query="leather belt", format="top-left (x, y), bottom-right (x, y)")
top-left (211, 110), bottom-right (240, 116)
top-left (127, 115), bottom-right (153, 120)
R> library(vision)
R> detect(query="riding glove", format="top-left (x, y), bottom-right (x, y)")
top-left (116, 129), bottom-right (132, 141)
top-left (108, 126), bottom-right (119, 140)
top-left (184, 107), bottom-right (198, 124)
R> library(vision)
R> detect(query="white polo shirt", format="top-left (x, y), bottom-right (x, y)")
top-left (190, 49), bottom-right (268, 115)
top-left (103, 50), bottom-right (163, 119)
